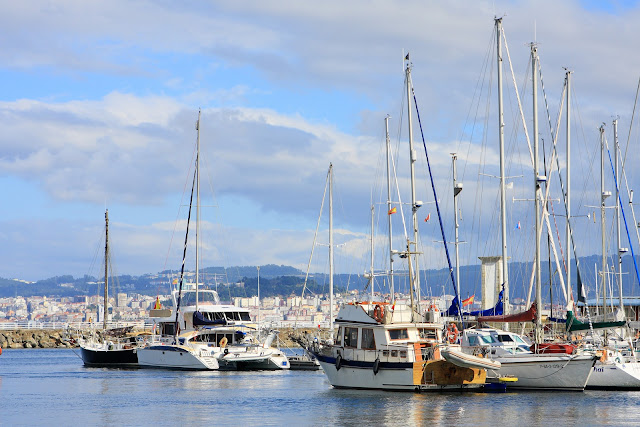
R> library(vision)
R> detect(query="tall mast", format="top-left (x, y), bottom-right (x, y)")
top-left (496, 17), bottom-right (510, 318)
top-left (565, 70), bottom-right (572, 301)
top-left (103, 209), bottom-right (109, 330)
top-left (385, 115), bottom-right (395, 301)
top-left (329, 163), bottom-right (334, 332)
top-left (600, 124), bottom-right (607, 317)
top-left (370, 204), bottom-right (375, 301)
top-left (405, 55), bottom-right (421, 305)
top-left (257, 265), bottom-right (261, 330)
top-left (452, 153), bottom-right (462, 305)
top-left (532, 43), bottom-right (543, 344)
top-left (614, 119), bottom-right (624, 310)
top-left (195, 109), bottom-right (201, 312)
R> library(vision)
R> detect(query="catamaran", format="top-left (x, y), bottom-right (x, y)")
top-left (137, 110), bottom-right (288, 371)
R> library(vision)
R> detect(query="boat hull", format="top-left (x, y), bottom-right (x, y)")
top-left (80, 346), bottom-right (138, 367)
top-left (587, 360), bottom-right (640, 389)
top-left (137, 345), bottom-right (219, 370)
top-left (315, 353), bottom-right (484, 391)
top-left (487, 353), bottom-right (597, 391)
top-left (217, 348), bottom-right (289, 370)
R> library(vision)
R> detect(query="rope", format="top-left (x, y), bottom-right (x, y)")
top-left (411, 90), bottom-right (463, 326)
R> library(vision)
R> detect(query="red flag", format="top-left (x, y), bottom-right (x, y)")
top-left (424, 213), bottom-right (431, 222)
top-left (462, 295), bottom-right (475, 307)
top-left (388, 207), bottom-right (397, 215)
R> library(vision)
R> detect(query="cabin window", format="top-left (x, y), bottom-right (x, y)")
top-left (225, 312), bottom-right (242, 321)
top-left (388, 328), bottom-right (409, 340)
top-left (344, 327), bottom-right (359, 348)
top-left (497, 334), bottom-right (514, 343)
top-left (391, 350), bottom-right (398, 357)
top-left (400, 350), bottom-right (407, 358)
top-left (382, 350), bottom-right (389, 357)
top-left (211, 312), bottom-right (225, 320)
top-left (334, 327), bottom-right (342, 346)
top-left (161, 323), bottom-right (176, 336)
top-left (240, 312), bottom-right (251, 321)
top-left (468, 336), bottom-right (479, 346)
top-left (514, 335), bottom-right (527, 345)
top-left (419, 328), bottom-right (437, 340)
top-left (481, 335), bottom-right (497, 344)
top-left (361, 328), bottom-right (376, 350)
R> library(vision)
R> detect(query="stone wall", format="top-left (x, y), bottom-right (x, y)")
top-left (0, 329), bottom-right (76, 349)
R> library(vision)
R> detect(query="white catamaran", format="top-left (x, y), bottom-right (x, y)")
top-left (137, 110), bottom-right (288, 371)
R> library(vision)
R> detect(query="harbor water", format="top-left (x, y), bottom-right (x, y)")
top-left (2, 349), bottom-right (640, 426)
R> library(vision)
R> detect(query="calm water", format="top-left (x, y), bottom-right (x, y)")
top-left (2, 348), bottom-right (640, 426)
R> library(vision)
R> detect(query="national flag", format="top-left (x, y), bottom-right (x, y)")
top-left (462, 295), bottom-right (475, 307)
top-left (424, 213), bottom-right (431, 222)
top-left (172, 278), bottom-right (178, 285)
top-left (515, 221), bottom-right (521, 230)
top-left (388, 207), bottom-right (397, 215)
top-left (153, 296), bottom-right (162, 310)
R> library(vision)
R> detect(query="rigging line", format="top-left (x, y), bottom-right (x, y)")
top-left (468, 49), bottom-right (494, 266)
top-left (459, 24), bottom-right (496, 184)
top-left (162, 141), bottom-right (198, 293)
top-left (623, 77), bottom-right (640, 170)
top-left (412, 91), bottom-right (463, 325)
top-left (605, 143), bottom-right (640, 289)
top-left (502, 26), bottom-right (533, 164)
top-left (174, 167), bottom-right (197, 338)
top-left (300, 166), bottom-right (329, 303)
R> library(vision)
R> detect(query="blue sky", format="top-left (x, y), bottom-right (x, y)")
top-left (2, 0), bottom-right (640, 286)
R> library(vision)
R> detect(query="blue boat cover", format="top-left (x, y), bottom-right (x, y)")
top-left (193, 311), bottom-right (227, 326)
top-left (443, 289), bottom-right (504, 317)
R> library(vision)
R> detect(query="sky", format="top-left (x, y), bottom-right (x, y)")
top-left (2, 0), bottom-right (640, 287)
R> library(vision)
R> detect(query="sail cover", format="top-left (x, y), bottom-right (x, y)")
top-left (477, 301), bottom-right (536, 323)
top-left (444, 289), bottom-right (504, 317)
top-left (193, 311), bottom-right (227, 326)
top-left (565, 310), bottom-right (626, 332)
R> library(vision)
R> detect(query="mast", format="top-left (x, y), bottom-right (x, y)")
top-left (385, 115), bottom-right (395, 301)
top-left (565, 70), bottom-right (572, 301)
top-left (532, 43), bottom-right (543, 344)
top-left (496, 17), bottom-right (510, 318)
top-left (103, 209), bottom-right (109, 330)
top-left (452, 153), bottom-right (462, 305)
top-left (370, 204), bottom-right (375, 301)
top-left (195, 109), bottom-right (201, 312)
top-left (600, 124), bottom-right (608, 317)
top-left (405, 55), bottom-right (421, 306)
top-left (329, 163), bottom-right (334, 333)
top-left (257, 265), bottom-right (261, 330)
top-left (614, 119), bottom-right (624, 310)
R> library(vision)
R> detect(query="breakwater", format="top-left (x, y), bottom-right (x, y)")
top-left (0, 327), bottom-right (324, 349)
top-left (0, 329), bottom-right (74, 349)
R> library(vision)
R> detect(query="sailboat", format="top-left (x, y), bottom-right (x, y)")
top-left (79, 210), bottom-right (143, 367)
top-left (306, 56), bottom-right (492, 391)
top-left (137, 110), bottom-right (289, 370)
top-left (458, 18), bottom-right (597, 391)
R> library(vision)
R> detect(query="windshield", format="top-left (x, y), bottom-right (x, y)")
top-left (179, 291), bottom-right (218, 306)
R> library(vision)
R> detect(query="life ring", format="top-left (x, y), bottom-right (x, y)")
top-left (219, 337), bottom-right (228, 348)
top-left (373, 357), bottom-right (380, 375)
top-left (335, 353), bottom-right (342, 371)
top-left (446, 323), bottom-right (459, 344)
top-left (373, 305), bottom-right (384, 323)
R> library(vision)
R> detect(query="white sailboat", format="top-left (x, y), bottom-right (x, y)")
top-left (137, 110), bottom-right (288, 371)
top-left (460, 19), bottom-right (596, 391)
